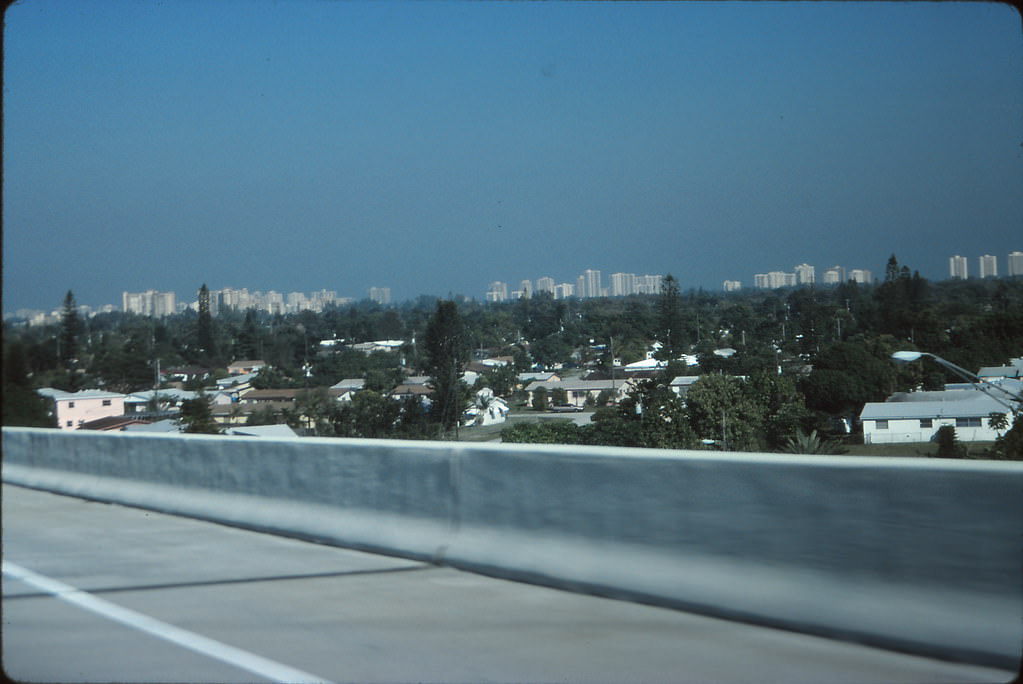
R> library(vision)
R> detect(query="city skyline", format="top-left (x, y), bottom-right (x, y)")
top-left (4, 2), bottom-right (1021, 314)
top-left (9, 246), bottom-right (1023, 322)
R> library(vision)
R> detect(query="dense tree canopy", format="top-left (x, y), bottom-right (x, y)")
top-left (5, 264), bottom-right (1021, 456)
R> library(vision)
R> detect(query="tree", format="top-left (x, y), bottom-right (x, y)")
top-left (501, 420), bottom-right (586, 444)
top-left (236, 309), bottom-right (261, 360)
top-left (2, 340), bottom-right (55, 427)
top-left (59, 290), bottom-right (82, 373)
top-left (684, 374), bottom-right (765, 451)
top-left (331, 390), bottom-right (401, 438)
top-left (654, 274), bottom-right (684, 363)
top-left (422, 300), bottom-right (471, 435)
top-left (988, 411), bottom-right (1023, 460)
top-left (196, 284), bottom-right (216, 363)
top-left (531, 386), bottom-right (548, 411)
top-left (934, 425), bottom-right (964, 458)
top-left (782, 429), bottom-right (848, 455)
top-left (178, 394), bottom-right (221, 434)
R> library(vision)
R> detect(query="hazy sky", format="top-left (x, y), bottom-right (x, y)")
top-left (4, 0), bottom-right (1022, 312)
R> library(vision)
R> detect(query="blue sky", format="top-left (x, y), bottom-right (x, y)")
top-left (4, 0), bottom-right (1021, 312)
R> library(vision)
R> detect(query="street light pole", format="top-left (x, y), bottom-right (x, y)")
top-left (891, 350), bottom-right (1022, 411)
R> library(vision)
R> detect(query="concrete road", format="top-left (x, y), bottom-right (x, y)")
top-left (2, 483), bottom-right (1014, 684)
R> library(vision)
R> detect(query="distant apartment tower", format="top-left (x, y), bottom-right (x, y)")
top-left (553, 283), bottom-right (575, 299)
top-left (754, 271), bottom-right (795, 289)
top-left (794, 263), bottom-right (815, 285)
top-left (368, 287), bottom-right (391, 305)
top-left (978, 254), bottom-right (998, 278)
top-left (610, 272), bottom-right (636, 297)
top-left (486, 281), bottom-right (508, 303)
top-left (267, 291), bottom-right (285, 315)
top-left (949, 255), bottom-right (968, 280)
top-left (821, 266), bottom-right (846, 285)
top-left (122, 290), bottom-right (176, 317)
top-left (576, 269), bottom-right (603, 298)
top-left (636, 274), bottom-right (662, 295)
top-left (723, 280), bottom-right (742, 292)
top-left (535, 277), bottom-right (555, 296)
top-left (849, 269), bottom-right (873, 284)
top-left (519, 279), bottom-right (533, 299)
top-left (1008, 251), bottom-right (1023, 276)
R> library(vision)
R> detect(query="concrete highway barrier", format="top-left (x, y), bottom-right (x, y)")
top-left (3, 427), bottom-right (1020, 670)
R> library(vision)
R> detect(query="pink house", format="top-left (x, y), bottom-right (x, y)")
top-left (37, 388), bottom-right (126, 430)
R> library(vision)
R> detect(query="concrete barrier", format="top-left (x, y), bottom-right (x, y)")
top-left (3, 427), bottom-right (1020, 670)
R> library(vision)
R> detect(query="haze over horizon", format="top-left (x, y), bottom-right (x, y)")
top-left (4, 1), bottom-right (1021, 313)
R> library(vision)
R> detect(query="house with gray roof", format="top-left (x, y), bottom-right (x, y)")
top-left (860, 389), bottom-right (1015, 445)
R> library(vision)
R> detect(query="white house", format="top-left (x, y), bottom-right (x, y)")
top-left (463, 388), bottom-right (511, 427)
top-left (669, 376), bottom-right (702, 399)
top-left (860, 389), bottom-right (1015, 444)
top-left (124, 389), bottom-right (199, 414)
top-left (525, 378), bottom-right (633, 408)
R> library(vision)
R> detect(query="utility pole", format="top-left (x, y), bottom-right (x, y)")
top-left (610, 335), bottom-right (616, 400)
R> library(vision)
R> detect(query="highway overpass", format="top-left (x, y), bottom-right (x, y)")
top-left (3, 427), bottom-right (1021, 682)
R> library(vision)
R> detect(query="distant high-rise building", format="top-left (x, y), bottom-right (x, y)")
top-left (576, 269), bottom-right (602, 298)
top-left (821, 265), bottom-right (846, 285)
top-left (1008, 251), bottom-right (1023, 276)
top-left (267, 291), bottom-right (285, 315)
top-left (949, 255), bottom-right (968, 280)
top-left (978, 254), bottom-right (998, 278)
top-left (519, 279), bottom-right (533, 299)
top-left (554, 283), bottom-right (575, 299)
top-left (794, 263), bottom-right (815, 285)
top-left (636, 275), bottom-right (662, 295)
top-left (755, 271), bottom-right (795, 289)
top-left (535, 277), bottom-right (555, 295)
top-left (486, 281), bottom-right (508, 302)
top-left (849, 269), bottom-right (873, 284)
top-left (122, 290), bottom-right (176, 317)
top-left (610, 272), bottom-right (636, 297)
top-left (723, 280), bottom-right (742, 292)
top-left (368, 287), bottom-right (391, 305)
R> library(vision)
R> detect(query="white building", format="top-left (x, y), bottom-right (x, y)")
top-left (849, 269), bottom-right (873, 284)
top-left (122, 290), bottom-right (176, 317)
top-left (822, 265), bottom-right (846, 285)
top-left (535, 277), bottom-right (555, 296)
top-left (610, 272), bottom-right (636, 297)
top-left (794, 263), bottom-right (815, 285)
top-left (554, 282), bottom-right (575, 299)
top-left (723, 280), bottom-right (742, 292)
top-left (979, 254), bottom-right (998, 278)
top-left (754, 271), bottom-right (796, 289)
top-left (368, 287), bottom-right (391, 305)
top-left (576, 269), bottom-right (603, 298)
top-left (860, 387), bottom-right (1017, 445)
top-left (1008, 251), bottom-right (1023, 277)
top-left (486, 281), bottom-right (509, 302)
top-left (949, 255), bottom-right (968, 280)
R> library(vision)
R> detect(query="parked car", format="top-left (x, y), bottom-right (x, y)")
top-left (550, 404), bottom-right (584, 413)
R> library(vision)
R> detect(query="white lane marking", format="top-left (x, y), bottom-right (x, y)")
top-left (3, 561), bottom-right (335, 684)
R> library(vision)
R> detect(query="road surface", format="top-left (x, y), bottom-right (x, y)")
top-left (2, 483), bottom-right (1014, 683)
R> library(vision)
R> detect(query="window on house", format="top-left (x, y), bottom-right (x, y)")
top-left (68, 401), bottom-right (75, 408)
top-left (956, 417), bottom-right (981, 428)
top-left (66, 420), bottom-right (73, 427)
top-left (102, 399), bottom-right (111, 406)
top-left (875, 420), bottom-right (889, 430)
top-left (920, 419), bottom-right (932, 428)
